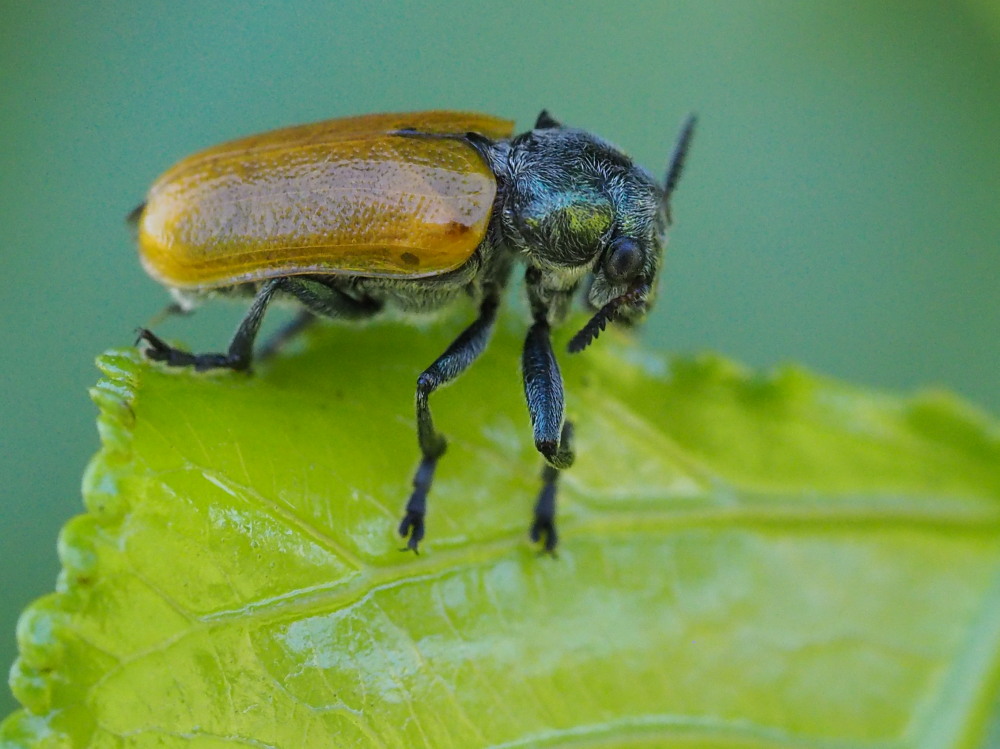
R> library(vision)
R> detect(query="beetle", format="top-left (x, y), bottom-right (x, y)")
top-left (130, 109), bottom-right (696, 553)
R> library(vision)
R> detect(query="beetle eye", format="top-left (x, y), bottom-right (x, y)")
top-left (603, 237), bottom-right (642, 284)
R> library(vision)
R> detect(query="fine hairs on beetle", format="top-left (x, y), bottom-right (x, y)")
top-left (130, 109), bottom-right (696, 553)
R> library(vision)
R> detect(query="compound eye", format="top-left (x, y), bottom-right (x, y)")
top-left (603, 236), bottom-right (643, 284)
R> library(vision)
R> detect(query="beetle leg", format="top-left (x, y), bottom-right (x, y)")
top-left (254, 277), bottom-right (383, 360)
top-left (522, 320), bottom-right (574, 467)
top-left (276, 277), bottom-right (383, 321)
top-left (522, 318), bottom-right (575, 551)
top-left (531, 421), bottom-right (574, 554)
top-left (399, 292), bottom-right (502, 552)
top-left (256, 310), bottom-right (316, 362)
top-left (137, 279), bottom-right (279, 372)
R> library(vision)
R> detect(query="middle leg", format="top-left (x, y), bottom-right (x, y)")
top-left (399, 292), bottom-right (501, 552)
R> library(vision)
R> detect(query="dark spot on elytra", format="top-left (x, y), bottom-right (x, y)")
top-left (445, 221), bottom-right (470, 237)
top-left (401, 252), bottom-right (420, 267)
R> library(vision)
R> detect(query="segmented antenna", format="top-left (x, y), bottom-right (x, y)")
top-left (567, 300), bottom-right (619, 353)
top-left (567, 284), bottom-right (649, 354)
top-left (662, 113), bottom-right (697, 225)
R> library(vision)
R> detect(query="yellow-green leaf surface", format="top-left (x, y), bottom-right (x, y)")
top-left (4, 314), bottom-right (1000, 748)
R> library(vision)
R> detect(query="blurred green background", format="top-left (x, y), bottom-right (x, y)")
top-left (2, 1), bottom-right (998, 717)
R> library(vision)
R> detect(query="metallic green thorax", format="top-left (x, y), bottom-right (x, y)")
top-left (478, 111), bottom-right (694, 348)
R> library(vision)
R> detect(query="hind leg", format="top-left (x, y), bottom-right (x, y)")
top-left (139, 277), bottom-right (384, 370)
top-left (256, 278), bottom-right (383, 359)
top-left (137, 279), bottom-right (281, 371)
top-left (256, 310), bottom-right (317, 361)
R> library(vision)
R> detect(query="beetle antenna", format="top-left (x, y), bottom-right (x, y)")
top-left (662, 114), bottom-right (697, 225)
top-left (567, 300), bottom-right (619, 353)
top-left (567, 283), bottom-right (649, 353)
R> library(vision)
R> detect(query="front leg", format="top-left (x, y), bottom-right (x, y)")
top-left (399, 292), bottom-right (502, 552)
top-left (531, 421), bottom-right (574, 553)
top-left (522, 320), bottom-right (573, 466)
top-left (522, 318), bottom-right (575, 552)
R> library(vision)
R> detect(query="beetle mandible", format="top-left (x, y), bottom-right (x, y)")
top-left (131, 109), bottom-right (696, 552)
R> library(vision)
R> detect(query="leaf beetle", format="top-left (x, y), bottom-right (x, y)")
top-left (131, 109), bottom-right (696, 553)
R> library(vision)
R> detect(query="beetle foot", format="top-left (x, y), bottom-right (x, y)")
top-left (530, 515), bottom-right (558, 555)
top-left (399, 456), bottom-right (436, 553)
top-left (530, 466), bottom-right (559, 555)
top-left (136, 328), bottom-right (247, 371)
top-left (398, 511), bottom-right (425, 554)
top-left (136, 328), bottom-right (197, 367)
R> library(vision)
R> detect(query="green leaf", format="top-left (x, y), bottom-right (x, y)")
top-left (4, 314), bottom-right (1000, 748)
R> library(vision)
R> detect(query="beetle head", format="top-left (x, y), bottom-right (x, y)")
top-left (572, 115), bottom-right (696, 351)
top-left (503, 112), bottom-right (695, 352)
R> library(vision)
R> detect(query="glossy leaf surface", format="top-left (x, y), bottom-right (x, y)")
top-left (4, 315), bottom-right (1000, 748)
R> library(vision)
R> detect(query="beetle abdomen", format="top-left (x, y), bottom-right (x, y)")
top-left (137, 112), bottom-right (513, 289)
